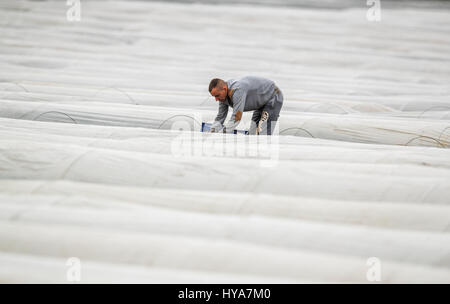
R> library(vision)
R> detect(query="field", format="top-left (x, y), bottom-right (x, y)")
top-left (0, 0), bottom-right (449, 283)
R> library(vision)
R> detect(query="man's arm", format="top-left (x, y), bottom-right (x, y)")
top-left (224, 89), bottom-right (246, 133)
top-left (210, 102), bottom-right (228, 132)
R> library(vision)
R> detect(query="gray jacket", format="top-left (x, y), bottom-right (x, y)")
top-left (212, 76), bottom-right (280, 132)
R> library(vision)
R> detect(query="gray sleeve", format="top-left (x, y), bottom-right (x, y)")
top-left (228, 89), bottom-right (246, 122)
top-left (224, 89), bottom-right (246, 132)
top-left (214, 102), bottom-right (229, 125)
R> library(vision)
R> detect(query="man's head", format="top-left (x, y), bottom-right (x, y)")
top-left (209, 78), bottom-right (228, 102)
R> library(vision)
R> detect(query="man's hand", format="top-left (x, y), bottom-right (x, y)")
top-left (235, 111), bottom-right (242, 122)
top-left (224, 111), bottom-right (242, 134)
top-left (210, 121), bottom-right (223, 133)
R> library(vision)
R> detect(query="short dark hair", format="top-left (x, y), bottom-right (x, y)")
top-left (209, 78), bottom-right (225, 92)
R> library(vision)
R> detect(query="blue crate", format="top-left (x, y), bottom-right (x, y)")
top-left (201, 122), bottom-right (248, 135)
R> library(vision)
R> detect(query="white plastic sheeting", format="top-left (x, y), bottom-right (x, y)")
top-left (0, 0), bottom-right (450, 283)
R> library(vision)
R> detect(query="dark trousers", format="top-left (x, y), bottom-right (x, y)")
top-left (248, 90), bottom-right (283, 135)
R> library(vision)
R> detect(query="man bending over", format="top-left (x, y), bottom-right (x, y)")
top-left (209, 76), bottom-right (283, 135)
